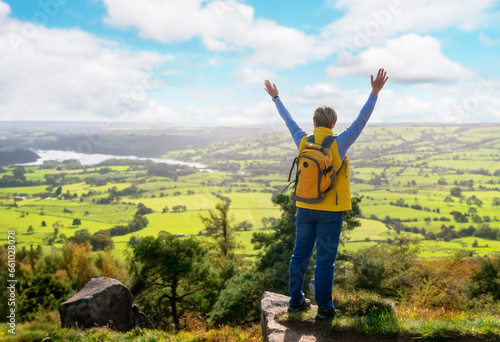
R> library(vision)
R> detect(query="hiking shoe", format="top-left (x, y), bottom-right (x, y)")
top-left (287, 297), bottom-right (311, 313)
top-left (315, 306), bottom-right (341, 320)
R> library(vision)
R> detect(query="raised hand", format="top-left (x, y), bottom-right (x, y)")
top-left (371, 68), bottom-right (388, 96)
top-left (264, 80), bottom-right (279, 98)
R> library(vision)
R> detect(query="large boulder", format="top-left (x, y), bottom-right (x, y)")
top-left (59, 276), bottom-right (153, 331)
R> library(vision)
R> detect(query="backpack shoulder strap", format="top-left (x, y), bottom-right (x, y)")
top-left (306, 134), bottom-right (315, 143)
top-left (321, 135), bottom-right (337, 149)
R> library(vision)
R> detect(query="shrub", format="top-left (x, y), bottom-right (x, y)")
top-left (17, 274), bottom-right (71, 322)
top-left (209, 271), bottom-right (264, 325)
top-left (407, 255), bottom-right (470, 310)
top-left (470, 258), bottom-right (500, 300)
top-left (352, 251), bottom-right (385, 291)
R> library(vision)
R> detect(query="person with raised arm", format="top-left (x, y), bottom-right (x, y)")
top-left (264, 68), bottom-right (388, 319)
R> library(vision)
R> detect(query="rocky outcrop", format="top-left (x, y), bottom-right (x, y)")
top-left (59, 276), bottom-right (153, 332)
top-left (261, 292), bottom-right (438, 342)
top-left (261, 291), bottom-right (328, 342)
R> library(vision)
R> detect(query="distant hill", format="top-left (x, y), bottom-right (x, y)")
top-left (0, 148), bottom-right (39, 166)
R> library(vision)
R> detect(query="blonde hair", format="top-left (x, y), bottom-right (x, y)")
top-left (313, 106), bottom-right (337, 128)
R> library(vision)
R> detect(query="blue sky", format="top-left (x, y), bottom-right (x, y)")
top-left (0, 0), bottom-right (499, 127)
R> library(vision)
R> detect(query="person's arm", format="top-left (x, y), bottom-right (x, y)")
top-left (264, 80), bottom-right (306, 148)
top-left (337, 68), bottom-right (388, 160)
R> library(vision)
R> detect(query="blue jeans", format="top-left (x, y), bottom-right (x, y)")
top-left (289, 208), bottom-right (344, 309)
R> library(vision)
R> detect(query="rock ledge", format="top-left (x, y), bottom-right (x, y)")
top-left (261, 291), bottom-right (325, 342)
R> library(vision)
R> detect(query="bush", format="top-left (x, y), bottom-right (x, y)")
top-left (407, 255), bottom-right (470, 310)
top-left (352, 251), bottom-right (385, 291)
top-left (17, 274), bottom-right (71, 322)
top-left (209, 271), bottom-right (264, 325)
top-left (470, 258), bottom-right (500, 300)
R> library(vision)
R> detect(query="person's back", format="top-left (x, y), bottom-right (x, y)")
top-left (264, 68), bottom-right (388, 319)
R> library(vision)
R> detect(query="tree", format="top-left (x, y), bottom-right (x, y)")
top-left (67, 229), bottom-right (91, 245)
top-left (236, 220), bottom-right (253, 231)
top-left (54, 186), bottom-right (63, 196)
top-left (437, 178), bottom-right (447, 185)
top-left (251, 194), bottom-right (297, 293)
top-left (261, 216), bottom-right (277, 229)
top-left (90, 230), bottom-right (114, 251)
top-left (128, 236), bottom-right (141, 247)
top-left (200, 202), bottom-right (238, 257)
top-left (450, 210), bottom-right (468, 223)
top-left (131, 233), bottom-right (211, 330)
top-left (211, 193), bottom-right (299, 324)
top-left (474, 223), bottom-right (498, 240)
top-left (61, 241), bottom-right (97, 289)
top-left (136, 203), bottom-right (153, 216)
top-left (13, 166), bottom-right (26, 181)
top-left (450, 186), bottom-right (462, 197)
top-left (41, 220), bottom-right (46, 227)
top-left (58, 233), bottom-right (67, 243)
top-left (471, 214), bottom-right (483, 224)
top-left (466, 195), bottom-right (483, 207)
top-left (72, 218), bottom-right (82, 226)
top-left (130, 213), bottom-right (148, 231)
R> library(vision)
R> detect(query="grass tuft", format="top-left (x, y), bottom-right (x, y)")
top-left (334, 290), bottom-right (396, 316)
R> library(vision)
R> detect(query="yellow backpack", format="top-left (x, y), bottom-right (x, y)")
top-left (285, 135), bottom-right (343, 204)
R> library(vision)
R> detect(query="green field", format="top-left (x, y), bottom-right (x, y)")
top-left (1, 124), bottom-right (500, 261)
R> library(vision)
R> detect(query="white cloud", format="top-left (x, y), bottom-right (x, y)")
top-left (202, 36), bottom-right (233, 52)
top-left (323, 0), bottom-right (499, 49)
top-left (102, 0), bottom-right (327, 68)
top-left (0, 1), bottom-right (9, 19)
top-left (274, 75), bottom-right (500, 124)
top-left (100, 0), bottom-right (498, 72)
top-left (1, 1), bottom-right (498, 126)
top-left (0, 7), bottom-right (177, 121)
top-left (234, 67), bottom-right (275, 84)
top-left (431, 76), bottom-right (500, 122)
top-left (327, 34), bottom-right (477, 83)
